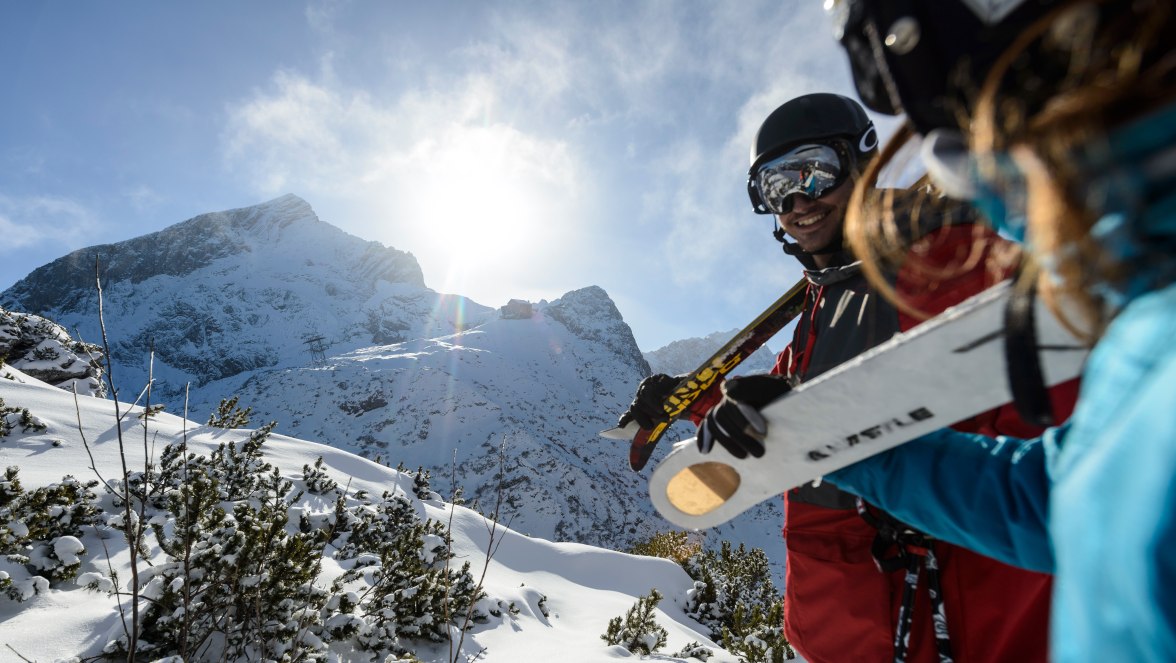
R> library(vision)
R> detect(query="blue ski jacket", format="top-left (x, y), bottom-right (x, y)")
top-left (828, 104), bottom-right (1176, 662)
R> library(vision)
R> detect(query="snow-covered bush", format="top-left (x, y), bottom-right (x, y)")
top-left (208, 420), bottom-right (277, 501)
top-left (720, 601), bottom-right (792, 663)
top-left (411, 465), bottom-right (435, 501)
top-left (601, 588), bottom-right (668, 655)
top-left (629, 532), bottom-right (795, 662)
top-left (0, 396), bottom-right (47, 438)
top-left (302, 456), bottom-right (339, 495)
top-left (329, 488), bottom-right (486, 652)
top-left (682, 541), bottom-right (794, 662)
top-left (0, 468), bottom-right (100, 595)
top-left (109, 429), bottom-right (331, 662)
top-left (99, 418), bottom-right (489, 662)
top-left (205, 394), bottom-right (253, 429)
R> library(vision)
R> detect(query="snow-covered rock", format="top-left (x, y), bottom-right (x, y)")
top-left (0, 307), bottom-right (104, 396)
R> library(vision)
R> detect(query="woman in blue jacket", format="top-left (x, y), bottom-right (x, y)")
top-left (699, 0), bottom-right (1176, 659)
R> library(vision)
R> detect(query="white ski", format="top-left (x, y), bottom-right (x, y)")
top-left (649, 280), bottom-right (1089, 530)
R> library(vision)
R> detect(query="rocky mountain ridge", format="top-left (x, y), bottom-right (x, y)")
top-left (645, 328), bottom-right (780, 378)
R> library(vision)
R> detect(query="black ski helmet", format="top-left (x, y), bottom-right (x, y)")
top-left (748, 93), bottom-right (878, 215)
top-left (825, 0), bottom-right (1064, 134)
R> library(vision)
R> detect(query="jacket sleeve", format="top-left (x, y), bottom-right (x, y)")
top-left (826, 425), bottom-right (1059, 573)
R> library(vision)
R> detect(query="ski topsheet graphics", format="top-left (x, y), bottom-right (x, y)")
top-left (602, 278), bottom-right (809, 471)
top-left (649, 280), bottom-right (1089, 530)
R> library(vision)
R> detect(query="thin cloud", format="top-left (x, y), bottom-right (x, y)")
top-left (0, 194), bottom-right (101, 253)
top-left (125, 185), bottom-right (165, 213)
top-left (222, 69), bottom-right (579, 199)
top-left (220, 0), bottom-right (879, 332)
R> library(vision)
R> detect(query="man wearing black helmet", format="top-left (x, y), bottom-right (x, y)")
top-left (622, 92), bottom-right (1065, 663)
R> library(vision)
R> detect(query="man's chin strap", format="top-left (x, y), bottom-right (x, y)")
top-left (774, 226), bottom-right (844, 270)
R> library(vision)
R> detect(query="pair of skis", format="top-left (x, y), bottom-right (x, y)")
top-left (601, 278), bottom-right (809, 471)
top-left (647, 280), bottom-right (1089, 529)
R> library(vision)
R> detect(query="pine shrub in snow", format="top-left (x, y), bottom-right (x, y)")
top-left (329, 488), bottom-right (486, 653)
top-left (209, 421), bottom-right (278, 501)
top-left (682, 541), bottom-right (794, 662)
top-left (720, 601), bottom-right (792, 663)
top-left (412, 465), bottom-right (435, 501)
top-left (629, 532), bottom-right (794, 662)
top-left (107, 429), bottom-right (330, 661)
top-left (302, 456), bottom-right (340, 495)
top-left (0, 396), bottom-right (47, 438)
top-left (0, 467), bottom-right (100, 599)
top-left (88, 418), bottom-right (489, 661)
top-left (206, 395), bottom-right (253, 429)
top-left (601, 587), bottom-right (668, 655)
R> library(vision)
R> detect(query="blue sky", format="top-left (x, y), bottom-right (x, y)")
top-left (0, 1), bottom-right (899, 351)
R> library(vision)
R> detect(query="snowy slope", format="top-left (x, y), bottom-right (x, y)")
top-left (0, 365), bottom-right (742, 662)
top-left (200, 286), bottom-right (658, 548)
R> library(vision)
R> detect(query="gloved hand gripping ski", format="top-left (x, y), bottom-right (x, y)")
top-left (618, 374), bottom-right (680, 431)
top-left (698, 375), bottom-right (792, 458)
top-left (604, 277), bottom-right (809, 471)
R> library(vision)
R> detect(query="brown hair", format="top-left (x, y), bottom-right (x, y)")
top-left (846, 0), bottom-right (1176, 340)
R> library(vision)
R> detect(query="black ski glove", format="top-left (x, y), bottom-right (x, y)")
top-left (618, 373), bottom-right (680, 430)
top-left (697, 374), bottom-right (792, 459)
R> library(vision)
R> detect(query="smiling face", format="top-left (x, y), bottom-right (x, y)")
top-left (775, 174), bottom-right (855, 267)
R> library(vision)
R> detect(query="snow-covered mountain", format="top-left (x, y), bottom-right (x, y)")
top-left (645, 329), bottom-right (781, 378)
top-left (1, 194), bottom-right (455, 401)
top-left (0, 195), bottom-right (785, 575)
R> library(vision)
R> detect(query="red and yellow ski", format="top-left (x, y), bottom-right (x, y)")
top-left (602, 278), bottom-right (809, 471)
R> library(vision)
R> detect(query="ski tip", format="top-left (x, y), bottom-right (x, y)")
top-left (628, 426), bottom-right (658, 472)
top-left (629, 448), bottom-right (648, 472)
top-left (601, 420), bottom-right (644, 441)
top-left (599, 425), bottom-right (635, 440)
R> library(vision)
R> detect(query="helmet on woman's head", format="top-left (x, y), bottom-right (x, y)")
top-left (747, 93), bottom-right (878, 215)
top-left (825, 0), bottom-right (1062, 134)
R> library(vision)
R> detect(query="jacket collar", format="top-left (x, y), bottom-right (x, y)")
top-left (802, 250), bottom-right (864, 286)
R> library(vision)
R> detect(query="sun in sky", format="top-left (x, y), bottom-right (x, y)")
top-left (399, 119), bottom-right (580, 300)
top-left (0, 0), bottom-right (861, 350)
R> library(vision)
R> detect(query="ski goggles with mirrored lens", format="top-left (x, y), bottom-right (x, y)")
top-left (749, 144), bottom-right (848, 214)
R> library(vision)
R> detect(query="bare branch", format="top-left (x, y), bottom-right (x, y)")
top-left (4, 643), bottom-right (36, 662)
top-left (73, 383), bottom-right (111, 493)
top-left (451, 436), bottom-right (511, 663)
